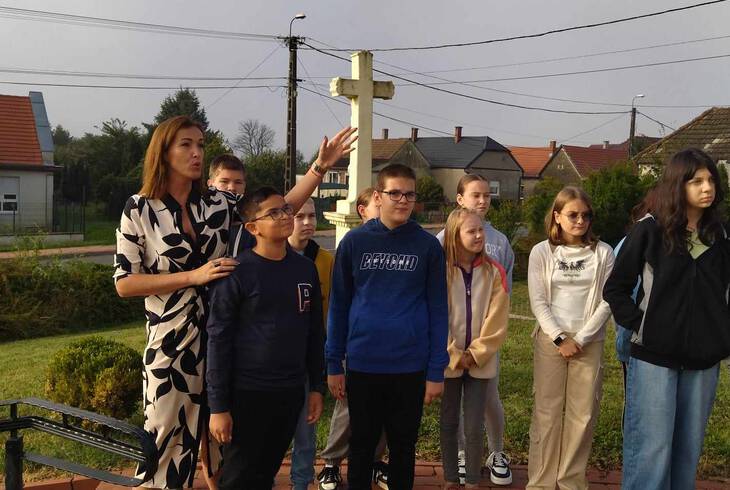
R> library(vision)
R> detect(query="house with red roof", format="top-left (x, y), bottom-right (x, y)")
top-left (0, 91), bottom-right (59, 232)
top-left (540, 144), bottom-right (628, 186)
top-left (508, 141), bottom-right (557, 196)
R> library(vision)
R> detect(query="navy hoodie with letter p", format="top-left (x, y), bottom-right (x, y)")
top-left (326, 218), bottom-right (449, 382)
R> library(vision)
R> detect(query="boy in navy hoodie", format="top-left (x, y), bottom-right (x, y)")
top-left (326, 164), bottom-right (448, 490)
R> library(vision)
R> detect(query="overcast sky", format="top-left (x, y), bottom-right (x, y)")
top-left (2, 0), bottom-right (729, 156)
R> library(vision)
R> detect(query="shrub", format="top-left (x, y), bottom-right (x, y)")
top-left (487, 199), bottom-right (522, 243)
top-left (0, 253), bottom-right (144, 341)
top-left (416, 175), bottom-right (445, 210)
top-left (45, 336), bottom-right (142, 419)
top-left (523, 177), bottom-right (563, 235)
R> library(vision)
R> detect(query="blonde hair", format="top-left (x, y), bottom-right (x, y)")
top-left (443, 208), bottom-right (489, 288)
top-left (139, 116), bottom-right (206, 199)
top-left (356, 187), bottom-right (375, 219)
top-left (545, 186), bottom-right (598, 248)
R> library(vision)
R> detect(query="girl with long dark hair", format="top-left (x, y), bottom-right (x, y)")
top-left (604, 148), bottom-right (730, 490)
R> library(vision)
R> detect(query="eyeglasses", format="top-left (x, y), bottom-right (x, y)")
top-left (251, 204), bottom-right (294, 221)
top-left (379, 190), bottom-right (418, 202)
top-left (560, 211), bottom-right (593, 223)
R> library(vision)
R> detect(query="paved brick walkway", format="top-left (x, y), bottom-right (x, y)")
top-left (81, 460), bottom-right (730, 490)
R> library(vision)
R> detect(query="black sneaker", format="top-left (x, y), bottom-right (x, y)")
top-left (317, 465), bottom-right (342, 490)
top-left (484, 451), bottom-right (512, 486)
top-left (372, 460), bottom-right (389, 490)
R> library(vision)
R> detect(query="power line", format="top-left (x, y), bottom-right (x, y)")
top-left (0, 6), bottom-right (280, 42)
top-left (304, 0), bottom-right (728, 52)
top-left (0, 66), bottom-right (287, 81)
top-left (637, 111), bottom-right (677, 131)
top-left (560, 113), bottom-right (627, 143)
top-left (206, 45), bottom-right (282, 109)
top-left (298, 85), bottom-right (454, 137)
top-left (0, 80), bottom-right (285, 90)
top-left (309, 33), bottom-right (730, 74)
top-left (303, 42), bottom-right (629, 115)
top-left (297, 56), bottom-right (345, 127)
top-left (392, 52), bottom-right (730, 85)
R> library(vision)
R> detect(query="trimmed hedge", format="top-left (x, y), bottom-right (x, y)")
top-left (0, 253), bottom-right (144, 341)
top-left (45, 336), bottom-right (142, 419)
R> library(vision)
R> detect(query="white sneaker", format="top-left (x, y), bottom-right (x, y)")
top-left (484, 451), bottom-right (512, 485)
top-left (457, 450), bottom-right (466, 485)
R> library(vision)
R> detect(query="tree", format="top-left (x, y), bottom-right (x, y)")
top-left (52, 125), bottom-right (73, 147)
top-left (416, 175), bottom-right (444, 209)
top-left (144, 88), bottom-right (209, 136)
top-left (487, 200), bottom-right (522, 243)
top-left (233, 119), bottom-right (275, 158)
top-left (204, 130), bottom-right (233, 167)
top-left (583, 162), bottom-right (646, 246)
top-left (244, 150), bottom-right (286, 194)
top-left (523, 177), bottom-right (563, 234)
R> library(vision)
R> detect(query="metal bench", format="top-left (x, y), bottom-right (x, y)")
top-left (1, 397), bottom-right (156, 489)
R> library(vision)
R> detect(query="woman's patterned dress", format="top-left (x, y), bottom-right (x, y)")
top-left (114, 187), bottom-right (239, 488)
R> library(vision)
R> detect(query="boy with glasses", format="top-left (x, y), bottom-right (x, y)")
top-left (326, 164), bottom-right (449, 490)
top-left (206, 186), bottom-right (326, 489)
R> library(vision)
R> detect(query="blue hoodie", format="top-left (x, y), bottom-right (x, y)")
top-left (326, 218), bottom-right (449, 382)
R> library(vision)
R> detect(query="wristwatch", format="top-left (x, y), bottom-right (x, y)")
top-left (553, 333), bottom-right (568, 346)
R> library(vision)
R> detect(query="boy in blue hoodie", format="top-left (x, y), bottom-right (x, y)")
top-left (326, 164), bottom-right (449, 490)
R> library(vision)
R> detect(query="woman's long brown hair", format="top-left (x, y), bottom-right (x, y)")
top-left (139, 116), bottom-right (206, 199)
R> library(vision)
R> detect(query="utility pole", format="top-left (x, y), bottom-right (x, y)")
top-left (629, 94), bottom-right (645, 159)
top-left (284, 14), bottom-right (306, 193)
top-left (629, 107), bottom-right (637, 158)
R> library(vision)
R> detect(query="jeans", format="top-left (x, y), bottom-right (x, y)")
top-left (291, 383), bottom-right (317, 489)
top-left (622, 357), bottom-right (720, 490)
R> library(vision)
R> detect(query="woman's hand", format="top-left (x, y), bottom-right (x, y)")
top-left (314, 126), bottom-right (358, 171)
top-left (558, 338), bottom-right (582, 359)
top-left (190, 258), bottom-right (239, 286)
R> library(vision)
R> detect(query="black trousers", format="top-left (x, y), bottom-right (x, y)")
top-left (346, 370), bottom-right (426, 490)
top-left (218, 387), bottom-right (304, 490)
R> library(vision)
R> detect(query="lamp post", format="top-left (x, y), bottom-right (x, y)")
top-left (629, 94), bottom-right (645, 158)
top-left (284, 13), bottom-right (306, 192)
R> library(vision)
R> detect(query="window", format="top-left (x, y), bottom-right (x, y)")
top-left (328, 172), bottom-right (339, 184)
top-left (0, 177), bottom-right (19, 214)
top-left (489, 180), bottom-right (500, 197)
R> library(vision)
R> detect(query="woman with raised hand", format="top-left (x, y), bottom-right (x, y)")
top-left (114, 116), bottom-right (355, 489)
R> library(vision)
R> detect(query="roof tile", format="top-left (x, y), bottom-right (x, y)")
top-left (0, 94), bottom-right (42, 165)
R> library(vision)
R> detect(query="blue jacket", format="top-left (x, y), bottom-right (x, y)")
top-left (326, 219), bottom-right (449, 382)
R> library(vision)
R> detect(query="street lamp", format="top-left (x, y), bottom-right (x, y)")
top-left (629, 94), bottom-right (645, 158)
top-left (285, 13), bottom-right (306, 192)
top-left (290, 13), bottom-right (306, 38)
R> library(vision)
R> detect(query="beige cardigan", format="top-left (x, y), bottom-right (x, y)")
top-left (527, 240), bottom-right (615, 346)
top-left (445, 258), bottom-right (510, 379)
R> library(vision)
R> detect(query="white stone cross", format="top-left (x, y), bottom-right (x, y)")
top-left (325, 50), bottom-right (395, 245)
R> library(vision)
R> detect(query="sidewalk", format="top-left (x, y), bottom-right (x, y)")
top-left (18, 460), bottom-right (723, 490)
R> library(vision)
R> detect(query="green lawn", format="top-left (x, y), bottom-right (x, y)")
top-left (1, 284), bottom-right (729, 481)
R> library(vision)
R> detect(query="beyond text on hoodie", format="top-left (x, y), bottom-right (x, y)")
top-left (326, 218), bottom-right (449, 382)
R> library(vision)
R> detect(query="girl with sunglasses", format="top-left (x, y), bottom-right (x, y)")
top-left (526, 186), bottom-right (614, 490)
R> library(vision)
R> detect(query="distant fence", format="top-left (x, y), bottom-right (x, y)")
top-left (0, 201), bottom-right (85, 235)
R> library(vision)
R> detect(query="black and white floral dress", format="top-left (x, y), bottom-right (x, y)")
top-left (114, 187), bottom-right (240, 488)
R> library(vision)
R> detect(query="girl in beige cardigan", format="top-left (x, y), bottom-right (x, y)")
top-left (440, 208), bottom-right (510, 489)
